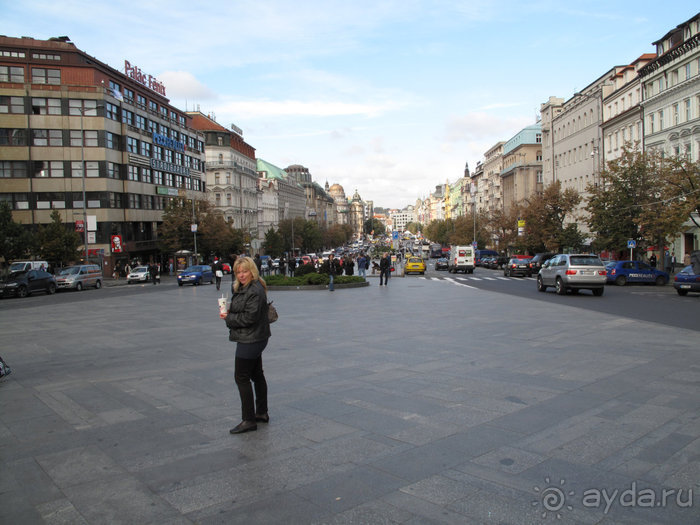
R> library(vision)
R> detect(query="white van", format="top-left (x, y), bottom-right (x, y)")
top-left (9, 260), bottom-right (49, 273)
top-left (448, 245), bottom-right (475, 274)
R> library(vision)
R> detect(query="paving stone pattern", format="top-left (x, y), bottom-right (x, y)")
top-left (1, 277), bottom-right (699, 524)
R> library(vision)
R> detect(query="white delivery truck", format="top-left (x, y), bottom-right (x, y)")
top-left (448, 245), bottom-right (475, 274)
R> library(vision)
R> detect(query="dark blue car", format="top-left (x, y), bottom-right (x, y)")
top-left (673, 265), bottom-right (700, 296)
top-left (177, 265), bottom-right (214, 286)
top-left (605, 260), bottom-right (669, 286)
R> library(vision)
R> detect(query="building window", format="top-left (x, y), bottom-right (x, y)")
top-left (36, 161), bottom-right (64, 178)
top-left (109, 80), bottom-right (121, 93)
top-left (674, 104), bottom-right (680, 125)
top-left (1, 96), bottom-right (25, 114)
top-left (0, 129), bottom-right (27, 146)
top-left (685, 99), bottom-right (691, 121)
top-left (128, 194), bottom-right (141, 209)
top-left (31, 67), bottom-right (60, 85)
top-left (71, 161), bottom-right (98, 178)
top-left (126, 136), bottom-right (138, 153)
top-left (0, 65), bottom-right (25, 82)
top-left (70, 130), bottom-right (97, 147)
top-left (649, 114), bottom-right (655, 133)
top-left (685, 63), bottom-right (691, 80)
top-left (0, 161), bottom-right (27, 177)
top-left (107, 162), bottom-right (119, 179)
top-left (165, 172), bottom-right (173, 187)
top-left (140, 141), bottom-right (151, 157)
top-left (164, 149), bottom-right (173, 163)
top-left (69, 99), bottom-right (97, 116)
top-left (153, 145), bottom-right (163, 160)
top-left (153, 170), bottom-right (163, 185)
top-left (215, 193), bottom-right (221, 206)
top-left (215, 173), bottom-right (220, 184)
top-left (658, 110), bottom-right (664, 131)
top-left (136, 94), bottom-right (147, 109)
top-left (160, 106), bottom-right (168, 118)
top-left (105, 132), bottom-right (118, 150)
top-left (227, 193), bottom-right (232, 205)
top-left (135, 114), bottom-right (147, 130)
top-left (31, 97), bottom-right (61, 115)
top-left (148, 100), bottom-right (158, 113)
top-left (123, 88), bottom-right (134, 104)
top-left (128, 165), bottom-right (139, 181)
top-left (141, 167), bottom-right (152, 183)
top-left (105, 102), bottom-right (119, 121)
top-left (122, 109), bottom-right (134, 126)
top-left (147, 119), bottom-right (157, 135)
top-left (32, 129), bottom-right (63, 146)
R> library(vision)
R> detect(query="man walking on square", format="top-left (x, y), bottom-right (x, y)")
top-left (379, 252), bottom-right (391, 286)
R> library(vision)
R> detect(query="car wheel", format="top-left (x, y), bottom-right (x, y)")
top-left (615, 275), bottom-right (626, 286)
top-left (655, 276), bottom-right (666, 286)
top-left (420, 271), bottom-right (424, 275)
top-left (593, 288), bottom-right (604, 296)
top-left (178, 282), bottom-right (183, 287)
top-left (47, 283), bottom-right (56, 294)
top-left (504, 270), bottom-right (509, 277)
top-left (76, 282), bottom-right (83, 291)
top-left (95, 280), bottom-right (102, 289)
top-left (537, 276), bottom-right (547, 292)
top-left (555, 278), bottom-right (566, 295)
top-left (676, 289), bottom-right (688, 296)
top-left (17, 285), bottom-right (28, 298)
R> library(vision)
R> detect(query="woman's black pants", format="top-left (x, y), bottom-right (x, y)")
top-left (235, 356), bottom-right (268, 422)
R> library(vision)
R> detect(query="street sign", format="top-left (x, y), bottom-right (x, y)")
top-left (627, 240), bottom-right (636, 248)
top-left (75, 220), bottom-right (84, 232)
top-left (472, 241), bottom-right (478, 249)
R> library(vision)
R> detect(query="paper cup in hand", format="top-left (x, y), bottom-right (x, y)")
top-left (218, 296), bottom-right (227, 318)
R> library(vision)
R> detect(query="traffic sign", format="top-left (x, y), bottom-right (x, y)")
top-left (627, 240), bottom-right (636, 248)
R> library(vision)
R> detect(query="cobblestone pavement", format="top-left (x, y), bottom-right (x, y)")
top-left (1, 275), bottom-right (698, 524)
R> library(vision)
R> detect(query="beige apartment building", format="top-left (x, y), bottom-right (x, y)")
top-left (601, 55), bottom-right (655, 161)
top-left (639, 12), bottom-right (700, 258)
top-left (500, 124), bottom-right (543, 213)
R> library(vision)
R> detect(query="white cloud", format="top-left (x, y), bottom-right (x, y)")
top-left (158, 71), bottom-right (217, 101)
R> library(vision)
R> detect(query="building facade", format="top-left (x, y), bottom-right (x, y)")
top-left (187, 112), bottom-right (258, 235)
top-left (0, 36), bottom-right (206, 271)
top-left (639, 13), bottom-right (700, 259)
top-left (500, 124), bottom-right (543, 213)
top-left (285, 164), bottom-right (335, 226)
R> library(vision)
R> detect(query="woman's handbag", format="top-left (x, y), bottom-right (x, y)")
top-left (267, 301), bottom-right (278, 323)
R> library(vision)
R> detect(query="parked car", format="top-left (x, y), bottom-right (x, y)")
top-left (0, 269), bottom-right (57, 298)
top-left (405, 257), bottom-right (426, 275)
top-left (528, 252), bottom-right (555, 276)
top-left (177, 265), bottom-right (213, 286)
top-left (605, 260), bottom-right (669, 286)
top-left (55, 264), bottom-right (103, 290)
top-left (673, 265), bottom-right (700, 296)
top-left (537, 254), bottom-right (606, 296)
top-left (504, 257), bottom-right (532, 277)
top-left (127, 265), bottom-right (161, 284)
top-left (435, 257), bottom-right (449, 271)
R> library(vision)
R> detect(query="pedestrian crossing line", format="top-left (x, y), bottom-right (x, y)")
top-left (444, 277), bottom-right (477, 289)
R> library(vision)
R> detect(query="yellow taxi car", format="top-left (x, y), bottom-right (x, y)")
top-left (404, 256), bottom-right (426, 275)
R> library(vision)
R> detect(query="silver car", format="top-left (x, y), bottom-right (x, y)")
top-left (537, 254), bottom-right (606, 296)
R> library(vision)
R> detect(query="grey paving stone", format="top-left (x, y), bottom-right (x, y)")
top-left (2, 276), bottom-right (698, 524)
top-left (291, 464), bottom-right (406, 513)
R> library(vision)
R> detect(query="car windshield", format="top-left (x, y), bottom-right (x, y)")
top-left (570, 256), bottom-right (603, 266)
top-left (185, 266), bottom-right (203, 272)
top-left (58, 267), bottom-right (80, 275)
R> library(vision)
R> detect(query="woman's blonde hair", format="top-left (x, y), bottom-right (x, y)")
top-left (232, 256), bottom-right (267, 291)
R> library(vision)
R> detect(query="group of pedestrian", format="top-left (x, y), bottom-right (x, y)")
top-left (649, 250), bottom-right (677, 274)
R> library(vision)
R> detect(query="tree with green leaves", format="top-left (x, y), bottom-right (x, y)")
top-left (585, 148), bottom-right (698, 255)
top-left (158, 197), bottom-right (198, 254)
top-left (198, 211), bottom-right (245, 259)
top-left (486, 207), bottom-right (519, 254)
top-left (36, 210), bottom-right (82, 268)
top-left (262, 227), bottom-right (284, 257)
top-left (365, 218), bottom-right (386, 236)
top-left (0, 202), bottom-right (34, 263)
top-left (521, 181), bottom-right (582, 253)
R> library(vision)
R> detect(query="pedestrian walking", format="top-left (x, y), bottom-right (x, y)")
top-left (279, 255), bottom-right (286, 277)
top-left (224, 257), bottom-right (271, 435)
top-left (327, 253), bottom-right (338, 291)
top-left (289, 256), bottom-right (296, 277)
top-left (148, 263), bottom-right (158, 284)
top-left (649, 253), bottom-right (657, 268)
top-left (213, 258), bottom-right (223, 290)
top-left (357, 253), bottom-right (366, 278)
top-left (664, 251), bottom-right (672, 274)
top-left (379, 252), bottom-right (391, 286)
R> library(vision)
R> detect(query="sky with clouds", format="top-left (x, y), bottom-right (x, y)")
top-left (4, 1), bottom-right (698, 208)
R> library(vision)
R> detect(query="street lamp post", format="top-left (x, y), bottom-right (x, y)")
top-left (80, 108), bottom-right (89, 263)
